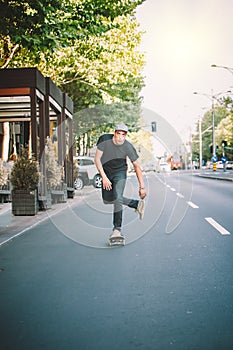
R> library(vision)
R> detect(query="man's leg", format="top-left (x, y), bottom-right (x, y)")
top-left (112, 174), bottom-right (127, 232)
top-left (122, 197), bottom-right (144, 220)
top-left (122, 197), bottom-right (138, 209)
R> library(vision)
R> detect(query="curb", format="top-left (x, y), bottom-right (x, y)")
top-left (0, 188), bottom-right (97, 247)
top-left (197, 174), bottom-right (233, 182)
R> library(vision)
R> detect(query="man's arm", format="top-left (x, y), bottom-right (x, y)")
top-left (94, 149), bottom-right (112, 190)
top-left (132, 160), bottom-right (146, 199)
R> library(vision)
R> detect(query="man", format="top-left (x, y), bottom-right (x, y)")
top-left (94, 122), bottom-right (146, 239)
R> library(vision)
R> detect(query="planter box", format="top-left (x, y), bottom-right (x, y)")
top-left (0, 182), bottom-right (12, 203)
top-left (12, 190), bottom-right (38, 216)
top-left (51, 183), bottom-right (67, 204)
top-left (38, 190), bottom-right (52, 210)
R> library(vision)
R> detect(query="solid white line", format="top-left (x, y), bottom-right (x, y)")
top-left (0, 206), bottom-right (11, 215)
top-left (0, 206), bottom-right (67, 247)
top-left (205, 217), bottom-right (231, 235)
top-left (176, 193), bottom-right (184, 198)
top-left (187, 201), bottom-right (199, 209)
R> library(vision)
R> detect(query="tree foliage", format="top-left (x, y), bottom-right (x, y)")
top-left (74, 102), bottom-right (142, 155)
top-left (192, 99), bottom-right (233, 162)
top-left (9, 12), bottom-right (145, 109)
top-left (0, 0), bottom-right (145, 68)
top-left (0, 0), bottom-right (146, 155)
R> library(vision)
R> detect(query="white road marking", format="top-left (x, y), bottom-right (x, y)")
top-left (187, 201), bottom-right (199, 209)
top-left (166, 184), bottom-right (171, 188)
top-left (176, 193), bottom-right (184, 198)
top-left (170, 188), bottom-right (176, 191)
top-left (0, 206), bottom-right (67, 247)
top-left (205, 217), bottom-right (231, 235)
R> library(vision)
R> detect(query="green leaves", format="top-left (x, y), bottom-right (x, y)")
top-left (0, 0), bottom-right (146, 152)
top-left (192, 104), bottom-right (233, 161)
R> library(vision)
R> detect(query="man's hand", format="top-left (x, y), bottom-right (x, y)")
top-left (139, 188), bottom-right (146, 199)
top-left (102, 175), bottom-right (112, 191)
top-left (94, 149), bottom-right (112, 190)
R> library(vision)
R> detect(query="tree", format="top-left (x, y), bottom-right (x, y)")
top-left (0, 0), bottom-right (146, 156)
top-left (215, 114), bottom-right (233, 145)
top-left (73, 102), bottom-right (142, 155)
top-left (0, 0), bottom-right (145, 68)
top-left (13, 13), bottom-right (145, 110)
top-left (192, 104), bottom-right (233, 162)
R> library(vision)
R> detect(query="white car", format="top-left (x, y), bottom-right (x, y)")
top-left (216, 161), bottom-right (223, 169)
top-left (157, 162), bottom-right (171, 173)
top-left (74, 156), bottom-right (102, 190)
top-left (226, 161), bottom-right (233, 170)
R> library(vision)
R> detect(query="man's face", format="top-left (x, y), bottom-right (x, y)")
top-left (114, 130), bottom-right (127, 145)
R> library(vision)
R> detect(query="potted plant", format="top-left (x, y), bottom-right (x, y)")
top-left (0, 159), bottom-right (11, 203)
top-left (44, 137), bottom-right (66, 204)
top-left (11, 147), bottom-right (39, 216)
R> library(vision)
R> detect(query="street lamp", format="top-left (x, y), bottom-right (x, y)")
top-left (211, 64), bottom-right (233, 76)
top-left (198, 116), bottom-right (202, 170)
top-left (198, 110), bottom-right (212, 171)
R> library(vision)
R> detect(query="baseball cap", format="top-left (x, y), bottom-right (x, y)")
top-left (115, 122), bottom-right (128, 133)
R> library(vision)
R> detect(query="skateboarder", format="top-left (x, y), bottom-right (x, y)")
top-left (94, 122), bottom-right (146, 240)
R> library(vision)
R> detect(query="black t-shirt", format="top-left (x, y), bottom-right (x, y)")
top-left (96, 134), bottom-right (138, 173)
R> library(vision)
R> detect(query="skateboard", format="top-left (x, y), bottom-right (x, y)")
top-left (109, 235), bottom-right (125, 247)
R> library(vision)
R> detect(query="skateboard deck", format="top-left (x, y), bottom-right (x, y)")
top-left (109, 235), bottom-right (125, 247)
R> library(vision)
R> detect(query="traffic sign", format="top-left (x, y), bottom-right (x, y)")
top-left (221, 156), bottom-right (227, 163)
top-left (212, 155), bottom-right (218, 162)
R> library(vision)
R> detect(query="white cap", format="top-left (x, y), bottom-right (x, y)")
top-left (115, 123), bottom-right (128, 133)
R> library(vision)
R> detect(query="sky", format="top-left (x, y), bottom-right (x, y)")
top-left (136, 0), bottom-right (233, 141)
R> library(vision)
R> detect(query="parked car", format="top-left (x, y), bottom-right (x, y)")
top-left (226, 161), bottom-right (233, 170)
top-left (216, 161), bottom-right (223, 169)
top-left (74, 169), bottom-right (89, 190)
top-left (157, 162), bottom-right (171, 173)
top-left (144, 162), bottom-right (156, 172)
top-left (74, 156), bottom-right (102, 190)
top-left (206, 161), bottom-right (212, 169)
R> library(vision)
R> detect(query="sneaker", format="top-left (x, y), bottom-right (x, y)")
top-left (110, 229), bottom-right (122, 238)
top-left (136, 199), bottom-right (145, 220)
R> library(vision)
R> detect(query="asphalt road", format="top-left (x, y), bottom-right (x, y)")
top-left (0, 172), bottom-right (233, 350)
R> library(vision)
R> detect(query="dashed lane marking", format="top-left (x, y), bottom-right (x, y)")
top-left (187, 201), bottom-right (199, 209)
top-left (176, 193), bottom-right (184, 198)
top-left (205, 217), bottom-right (231, 235)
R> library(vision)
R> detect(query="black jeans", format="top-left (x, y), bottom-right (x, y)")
top-left (102, 171), bottom-right (139, 232)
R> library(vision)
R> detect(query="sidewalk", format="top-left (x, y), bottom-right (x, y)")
top-left (0, 191), bottom-right (86, 247)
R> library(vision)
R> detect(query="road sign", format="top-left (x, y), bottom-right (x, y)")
top-left (212, 155), bottom-right (218, 162)
top-left (221, 156), bottom-right (227, 163)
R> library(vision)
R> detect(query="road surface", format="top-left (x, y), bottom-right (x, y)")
top-left (0, 171), bottom-right (232, 350)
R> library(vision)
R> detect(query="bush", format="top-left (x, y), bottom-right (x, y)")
top-left (11, 147), bottom-right (39, 191)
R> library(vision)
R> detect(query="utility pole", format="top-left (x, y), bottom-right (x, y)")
top-left (199, 117), bottom-right (202, 170)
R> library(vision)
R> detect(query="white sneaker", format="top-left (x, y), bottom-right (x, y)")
top-left (136, 199), bottom-right (145, 220)
top-left (110, 229), bottom-right (122, 238)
